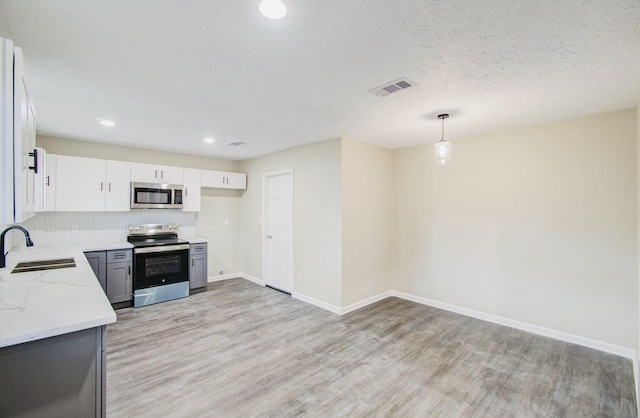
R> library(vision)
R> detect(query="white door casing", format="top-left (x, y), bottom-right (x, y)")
top-left (263, 170), bottom-right (293, 293)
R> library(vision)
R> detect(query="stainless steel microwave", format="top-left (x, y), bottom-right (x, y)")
top-left (130, 182), bottom-right (183, 209)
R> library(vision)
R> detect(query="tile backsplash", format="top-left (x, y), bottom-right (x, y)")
top-left (14, 210), bottom-right (198, 248)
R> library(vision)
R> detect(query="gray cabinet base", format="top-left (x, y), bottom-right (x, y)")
top-left (0, 326), bottom-right (106, 418)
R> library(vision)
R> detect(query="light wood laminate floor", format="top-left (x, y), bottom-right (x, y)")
top-left (106, 279), bottom-right (636, 417)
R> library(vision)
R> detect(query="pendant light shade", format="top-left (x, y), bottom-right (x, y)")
top-left (434, 113), bottom-right (451, 165)
top-left (259, 0), bottom-right (287, 19)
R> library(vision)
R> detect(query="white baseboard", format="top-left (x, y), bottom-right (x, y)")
top-left (292, 292), bottom-right (342, 315)
top-left (391, 290), bottom-right (636, 359)
top-left (341, 291), bottom-right (394, 315)
top-left (634, 356), bottom-right (639, 416)
top-left (207, 272), bottom-right (265, 286)
top-left (203, 276), bottom-right (636, 360)
top-left (237, 272), bottom-right (264, 286)
top-left (207, 275), bottom-right (229, 283)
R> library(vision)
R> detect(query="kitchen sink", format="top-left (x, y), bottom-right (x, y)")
top-left (11, 258), bottom-right (76, 274)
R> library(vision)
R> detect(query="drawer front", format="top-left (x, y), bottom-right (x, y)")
top-left (190, 243), bottom-right (207, 254)
top-left (107, 249), bottom-right (132, 263)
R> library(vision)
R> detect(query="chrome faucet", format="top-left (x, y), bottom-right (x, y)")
top-left (0, 225), bottom-right (34, 268)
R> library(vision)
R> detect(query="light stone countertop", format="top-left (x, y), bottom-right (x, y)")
top-left (181, 236), bottom-right (208, 244)
top-left (0, 242), bottom-right (131, 348)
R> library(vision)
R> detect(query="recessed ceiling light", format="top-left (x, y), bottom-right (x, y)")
top-left (99, 119), bottom-right (115, 127)
top-left (259, 0), bottom-right (287, 19)
top-left (203, 137), bottom-right (215, 144)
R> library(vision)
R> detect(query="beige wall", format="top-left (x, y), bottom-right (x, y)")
top-left (341, 138), bottom-right (393, 306)
top-left (33, 135), bottom-right (242, 277)
top-left (393, 109), bottom-right (637, 348)
top-left (636, 102), bottom-right (640, 397)
top-left (37, 135), bottom-right (241, 172)
top-left (239, 139), bottom-right (343, 307)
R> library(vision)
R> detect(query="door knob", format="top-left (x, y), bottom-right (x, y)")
top-left (266, 235), bottom-right (272, 239)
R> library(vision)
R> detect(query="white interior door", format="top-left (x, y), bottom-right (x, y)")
top-left (264, 170), bottom-right (293, 293)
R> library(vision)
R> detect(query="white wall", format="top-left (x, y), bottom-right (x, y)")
top-left (393, 109), bottom-right (637, 348)
top-left (239, 139), bottom-right (343, 307)
top-left (198, 192), bottom-right (241, 277)
top-left (341, 138), bottom-right (393, 306)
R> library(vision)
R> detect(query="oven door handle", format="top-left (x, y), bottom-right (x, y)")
top-left (135, 292), bottom-right (155, 297)
top-left (134, 244), bottom-right (190, 254)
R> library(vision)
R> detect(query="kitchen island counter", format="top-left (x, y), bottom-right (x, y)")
top-left (0, 243), bottom-right (126, 348)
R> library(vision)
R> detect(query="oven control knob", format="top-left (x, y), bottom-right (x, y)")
top-left (162, 278), bottom-right (166, 283)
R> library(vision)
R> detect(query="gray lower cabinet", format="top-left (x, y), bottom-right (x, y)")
top-left (85, 251), bottom-right (107, 293)
top-left (84, 249), bottom-right (132, 304)
top-left (189, 243), bottom-right (208, 290)
top-left (0, 326), bottom-right (107, 417)
top-left (106, 249), bottom-right (132, 303)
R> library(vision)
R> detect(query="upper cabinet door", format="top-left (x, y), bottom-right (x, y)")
top-left (130, 163), bottom-right (160, 183)
top-left (200, 170), bottom-right (224, 188)
top-left (225, 172), bottom-right (247, 189)
top-left (157, 165), bottom-right (183, 184)
top-left (55, 155), bottom-right (106, 211)
top-left (105, 160), bottom-right (131, 211)
top-left (201, 170), bottom-right (247, 190)
top-left (12, 47), bottom-right (36, 223)
top-left (130, 163), bottom-right (183, 185)
top-left (182, 168), bottom-right (201, 212)
top-left (44, 153), bottom-right (56, 212)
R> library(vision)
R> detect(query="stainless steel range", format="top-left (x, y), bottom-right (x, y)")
top-left (127, 223), bottom-right (190, 307)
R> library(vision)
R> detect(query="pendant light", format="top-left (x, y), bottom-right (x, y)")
top-left (434, 113), bottom-right (451, 165)
top-left (259, 0), bottom-right (287, 19)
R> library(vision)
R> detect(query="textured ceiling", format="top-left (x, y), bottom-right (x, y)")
top-left (0, 0), bottom-right (639, 160)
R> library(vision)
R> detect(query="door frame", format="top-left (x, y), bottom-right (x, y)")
top-left (262, 169), bottom-right (294, 292)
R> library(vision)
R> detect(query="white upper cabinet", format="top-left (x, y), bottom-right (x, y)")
top-left (40, 153), bottom-right (245, 214)
top-left (200, 170), bottom-right (246, 190)
top-left (54, 155), bottom-right (130, 212)
top-left (14, 92), bottom-right (37, 221)
top-left (1, 40), bottom-right (38, 224)
top-left (226, 172), bottom-right (247, 189)
top-left (182, 168), bottom-right (201, 212)
top-left (33, 147), bottom-right (46, 212)
top-left (44, 153), bottom-right (56, 212)
top-left (105, 160), bottom-right (131, 211)
top-left (56, 155), bottom-right (106, 211)
top-left (130, 163), bottom-right (183, 184)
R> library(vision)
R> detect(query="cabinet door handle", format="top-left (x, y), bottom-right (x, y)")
top-left (128, 266), bottom-right (131, 275)
top-left (155, 169), bottom-right (158, 178)
top-left (100, 182), bottom-right (104, 191)
top-left (108, 182), bottom-right (112, 192)
top-left (185, 188), bottom-right (188, 197)
top-left (161, 170), bottom-right (164, 179)
top-left (28, 148), bottom-right (38, 173)
top-left (191, 259), bottom-right (194, 267)
top-left (46, 175), bottom-right (50, 186)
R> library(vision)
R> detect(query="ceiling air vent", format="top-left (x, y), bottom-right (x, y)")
top-left (227, 141), bottom-right (245, 147)
top-left (368, 77), bottom-right (416, 97)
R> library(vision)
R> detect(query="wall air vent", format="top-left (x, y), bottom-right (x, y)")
top-left (368, 77), bottom-right (416, 97)
top-left (227, 141), bottom-right (245, 146)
